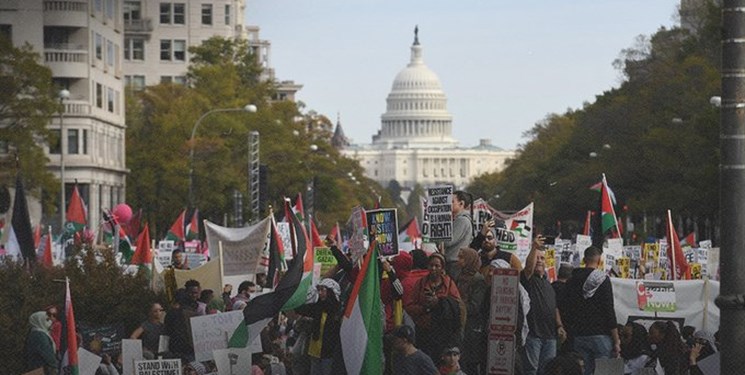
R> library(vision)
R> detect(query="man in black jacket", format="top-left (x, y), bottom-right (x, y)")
top-left (564, 246), bottom-right (620, 375)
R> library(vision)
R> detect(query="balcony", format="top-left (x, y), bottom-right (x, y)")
top-left (124, 18), bottom-right (153, 36)
top-left (63, 100), bottom-right (92, 116)
top-left (44, 1), bottom-right (88, 27)
top-left (45, 43), bottom-right (88, 78)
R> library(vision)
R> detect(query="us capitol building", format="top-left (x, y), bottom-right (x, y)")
top-left (338, 29), bottom-right (515, 189)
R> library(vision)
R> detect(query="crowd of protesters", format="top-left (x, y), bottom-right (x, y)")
top-left (24, 191), bottom-right (720, 375)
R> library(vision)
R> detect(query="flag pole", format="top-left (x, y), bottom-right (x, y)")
top-left (667, 210), bottom-right (676, 281)
top-left (603, 174), bottom-right (622, 239)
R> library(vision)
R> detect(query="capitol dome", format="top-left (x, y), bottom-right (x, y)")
top-left (373, 28), bottom-right (458, 149)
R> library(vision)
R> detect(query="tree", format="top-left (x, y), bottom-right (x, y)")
top-left (0, 36), bottom-right (61, 209)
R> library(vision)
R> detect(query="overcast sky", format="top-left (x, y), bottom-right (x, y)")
top-left (247, 0), bottom-right (681, 150)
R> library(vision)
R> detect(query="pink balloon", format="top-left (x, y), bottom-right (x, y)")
top-left (112, 203), bottom-right (133, 224)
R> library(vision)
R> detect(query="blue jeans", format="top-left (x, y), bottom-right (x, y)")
top-left (523, 336), bottom-right (557, 375)
top-left (573, 335), bottom-right (612, 375)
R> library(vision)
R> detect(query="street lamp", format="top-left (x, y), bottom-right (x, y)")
top-left (188, 104), bottom-right (257, 208)
top-left (58, 89), bottom-right (70, 231)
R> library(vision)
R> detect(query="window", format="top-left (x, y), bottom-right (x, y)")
top-left (160, 3), bottom-right (171, 24)
top-left (107, 87), bottom-right (114, 112)
top-left (160, 76), bottom-right (172, 83)
top-left (95, 0), bottom-right (102, 12)
top-left (124, 38), bottom-right (144, 60)
top-left (0, 25), bottom-right (11, 41)
top-left (82, 130), bottom-right (88, 154)
top-left (96, 83), bottom-right (103, 108)
top-left (106, 40), bottom-right (114, 66)
top-left (173, 3), bottom-right (185, 24)
top-left (125, 75), bottom-right (146, 90)
top-left (160, 39), bottom-right (171, 60)
top-left (201, 4), bottom-right (212, 25)
top-left (95, 33), bottom-right (102, 60)
top-left (173, 40), bottom-right (185, 61)
top-left (68, 129), bottom-right (79, 154)
top-left (123, 1), bottom-right (141, 23)
top-left (173, 76), bottom-right (187, 85)
top-left (225, 5), bottom-right (230, 25)
top-left (106, 0), bottom-right (114, 19)
top-left (49, 130), bottom-right (61, 154)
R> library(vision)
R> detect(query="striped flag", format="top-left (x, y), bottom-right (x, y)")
top-left (186, 209), bottom-right (199, 241)
top-left (165, 209), bottom-right (186, 242)
top-left (340, 241), bottom-right (383, 374)
top-left (6, 174), bottom-right (35, 262)
top-left (41, 226), bottom-right (54, 268)
top-left (59, 278), bottom-right (79, 375)
top-left (64, 185), bottom-right (87, 237)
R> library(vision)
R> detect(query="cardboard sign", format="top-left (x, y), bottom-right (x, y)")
top-left (473, 198), bottom-right (496, 234)
top-left (134, 359), bottom-right (182, 375)
top-left (347, 206), bottom-right (368, 262)
top-left (636, 281), bottom-right (676, 312)
top-left (425, 185), bottom-right (453, 241)
top-left (420, 196), bottom-right (430, 242)
top-left (366, 208), bottom-right (399, 257)
top-left (502, 203), bottom-right (534, 263)
top-left (489, 268), bottom-right (520, 333)
top-left (487, 332), bottom-right (516, 375)
top-left (190, 310), bottom-right (245, 362)
top-left (314, 247), bottom-right (338, 276)
top-left (135, 358), bottom-right (181, 375)
top-left (122, 339), bottom-right (144, 375)
top-left (276, 222), bottom-right (293, 260)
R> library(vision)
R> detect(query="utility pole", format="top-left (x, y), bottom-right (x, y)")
top-left (717, 2), bottom-right (745, 373)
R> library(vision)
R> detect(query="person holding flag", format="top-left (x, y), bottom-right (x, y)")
top-left (24, 311), bottom-right (58, 374)
top-left (294, 278), bottom-right (343, 375)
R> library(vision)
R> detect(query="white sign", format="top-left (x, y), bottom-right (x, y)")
top-left (204, 219), bottom-right (271, 276)
top-left (487, 332), bottom-right (515, 375)
top-left (425, 185), bottom-right (453, 241)
top-left (501, 203), bottom-right (534, 263)
top-left (213, 348), bottom-right (252, 375)
top-left (575, 234), bottom-right (593, 255)
top-left (190, 310), bottom-right (245, 362)
top-left (276, 222), bottom-right (293, 260)
top-left (134, 359), bottom-right (182, 375)
top-left (489, 268), bottom-right (520, 333)
top-left (473, 198), bottom-right (495, 234)
top-left (636, 281), bottom-right (676, 312)
top-left (122, 339), bottom-right (144, 375)
top-left (606, 238), bottom-right (624, 257)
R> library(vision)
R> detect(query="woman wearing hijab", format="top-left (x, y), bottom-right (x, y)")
top-left (405, 252), bottom-right (464, 363)
top-left (24, 311), bottom-right (58, 374)
top-left (620, 322), bottom-right (653, 375)
top-left (689, 330), bottom-right (718, 375)
top-left (295, 278), bottom-right (342, 375)
top-left (456, 247), bottom-right (488, 375)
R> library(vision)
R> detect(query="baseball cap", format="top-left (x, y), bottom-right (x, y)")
top-left (392, 325), bottom-right (416, 343)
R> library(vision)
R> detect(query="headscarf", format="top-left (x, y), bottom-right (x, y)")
top-left (582, 269), bottom-right (608, 299)
top-left (29, 311), bottom-right (54, 350)
top-left (207, 296), bottom-right (225, 313)
top-left (693, 330), bottom-right (718, 353)
top-left (458, 248), bottom-right (480, 277)
top-left (318, 278), bottom-right (341, 300)
top-left (187, 361), bottom-right (206, 375)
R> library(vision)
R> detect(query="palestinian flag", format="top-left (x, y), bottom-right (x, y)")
top-left (593, 174), bottom-right (620, 246)
top-left (292, 193), bottom-right (305, 222)
top-left (41, 226), bottom-right (54, 268)
top-left (165, 209), bottom-right (186, 242)
top-left (340, 241), bottom-right (383, 374)
top-left (398, 217), bottom-right (421, 251)
top-left (131, 224), bottom-right (153, 266)
top-left (6, 174), bottom-right (35, 262)
top-left (266, 216), bottom-right (287, 289)
top-left (666, 210), bottom-right (691, 280)
top-left (186, 209), bottom-right (199, 241)
top-left (327, 222), bottom-right (342, 246)
top-left (680, 232), bottom-right (696, 248)
top-left (229, 200), bottom-right (313, 348)
top-left (102, 210), bottom-right (134, 262)
top-left (64, 185), bottom-right (87, 236)
top-left (310, 218), bottom-right (324, 248)
top-left (59, 278), bottom-right (79, 375)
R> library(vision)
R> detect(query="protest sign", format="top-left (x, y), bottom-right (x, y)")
top-left (276, 222), bottom-right (293, 260)
top-left (156, 249), bottom-right (172, 268)
top-left (191, 310), bottom-right (246, 362)
top-left (473, 198), bottom-right (496, 234)
top-left (78, 321), bottom-right (125, 357)
top-left (575, 234), bottom-right (592, 255)
top-left (425, 185), bottom-right (453, 241)
top-left (123, 339), bottom-right (144, 375)
top-left (606, 238), bottom-right (624, 257)
top-left (636, 281), bottom-right (676, 312)
top-left (366, 208), bottom-right (399, 257)
top-left (204, 218), bottom-right (271, 276)
top-left (314, 247), bottom-right (338, 276)
top-left (213, 348), bottom-right (252, 375)
top-left (487, 332), bottom-right (516, 375)
top-left (346, 206), bottom-right (368, 262)
top-left (501, 203), bottom-right (534, 263)
top-left (78, 348), bottom-right (103, 375)
top-left (134, 359), bottom-right (181, 375)
top-left (617, 257), bottom-right (631, 279)
top-left (489, 268), bottom-right (519, 333)
top-left (420, 196), bottom-right (430, 242)
top-left (690, 263), bottom-right (702, 279)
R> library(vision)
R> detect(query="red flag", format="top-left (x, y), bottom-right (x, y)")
top-left (583, 211), bottom-right (592, 236)
top-left (33, 223), bottom-right (42, 249)
top-left (65, 185), bottom-right (87, 232)
top-left (60, 278), bottom-right (79, 374)
top-left (124, 208), bottom-right (142, 241)
top-left (599, 175), bottom-right (620, 238)
top-left (41, 226), bottom-right (54, 268)
top-left (666, 210), bottom-right (690, 280)
top-left (681, 232), bottom-right (696, 247)
top-left (327, 222), bottom-right (342, 246)
top-left (267, 216), bottom-right (286, 289)
top-left (165, 209), bottom-right (186, 242)
top-left (131, 224), bottom-right (153, 265)
top-left (310, 219), bottom-right (324, 248)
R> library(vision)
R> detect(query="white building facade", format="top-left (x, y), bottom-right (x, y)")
top-left (342, 31), bottom-right (515, 189)
top-left (0, 0), bottom-right (128, 230)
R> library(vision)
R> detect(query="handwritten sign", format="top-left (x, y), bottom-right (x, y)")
top-left (314, 247), bottom-right (338, 276)
top-left (489, 268), bottom-right (519, 333)
top-left (134, 359), bottom-right (182, 375)
top-left (366, 208), bottom-right (399, 257)
top-left (190, 310), bottom-right (245, 362)
top-left (425, 186), bottom-right (453, 241)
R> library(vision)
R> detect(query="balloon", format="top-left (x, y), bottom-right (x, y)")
top-left (112, 203), bottom-right (133, 224)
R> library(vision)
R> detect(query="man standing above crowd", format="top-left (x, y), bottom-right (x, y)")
top-left (564, 246), bottom-right (620, 375)
top-left (471, 218), bottom-right (522, 274)
top-left (521, 235), bottom-right (565, 375)
top-left (443, 190), bottom-right (473, 279)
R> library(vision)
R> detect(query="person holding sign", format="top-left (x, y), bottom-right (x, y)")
top-left (443, 191), bottom-right (474, 280)
top-left (471, 219), bottom-right (522, 274)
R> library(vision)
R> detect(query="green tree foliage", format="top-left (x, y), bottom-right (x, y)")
top-left (467, 3), bottom-right (721, 234)
top-left (0, 36), bottom-right (62, 208)
top-left (126, 37), bottom-right (388, 235)
top-left (0, 249), bottom-right (161, 375)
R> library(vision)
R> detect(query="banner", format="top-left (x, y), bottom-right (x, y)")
top-left (134, 359), bottom-right (181, 375)
top-left (366, 208), bottom-right (399, 257)
top-left (500, 203), bottom-right (534, 263)
top-left (204, 217), bottom-right (271, 276)
top-left (173, 258), bottom-right (221, 297)
top-left (636, 280), bottom-right (676, 312)
top-left (425, 185), bottom-right (453, 241)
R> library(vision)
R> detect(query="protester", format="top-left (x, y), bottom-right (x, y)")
top-left (232, 280), bottom-right (257, 308)
top-left (438, 347), bottom-right (466, 375)
top-left (648, 321), bottom-right (691, 375)
top-left (295, 278), bottom-right (343, 375)
top-left (198, 289), bottom-right (213, 315)
top-left (24, 311), bottom-right (57, 375)
top-left (443, 190), bottom-right (474, 279)
top-left (619, 322), bottom-right (653, 375)
top-left (221, 284), bottom-right (233, 310)
top-left (390, 325), bottom-right (438, 375)
top-left (44, 305), bottom-right (62, 355)
top-left (564, 246), bottom-right (620, 375)
top-left (521, 235), bottom-right (564, 375)
top-left (552, 262), bottom-right (573, 354)
top-left (164, 280), bottom-right (202, 361)
top-left (455, 247), bottom-right (488, 375)
top-left (130, 302), bottom-right (165, 359)
top-left (404, 252), bottom-right (464, 363)
top-left (171, 249), bottom-right (189, 270)
top-left (472, 219), bottom-right (522, 273)
top-left (381, 255), bottom-right (406, 333)
top-left (688, 330), bottom-right (718, 375)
